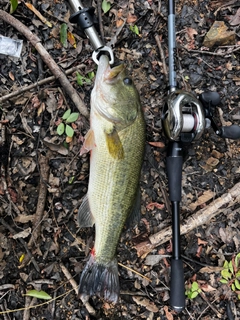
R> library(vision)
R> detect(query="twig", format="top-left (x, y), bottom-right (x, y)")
top-left (0, 64), bottom-right (86, 104)
top-left (23, 297), bottom-right (37, 320)
top-left (28, 153), bottom-right (50, 249)
top-left (154, 34), bottom-right (168, 79)
top-left (0, 10), bottom-right (89, 118)
top-left (0, 218), bottom-right (40, 273)
top-left (182, 45), bottom-right (240, 57)
top-left (199, 292), bottom-right (222, 318)
top-left (59, 262), bottom-right (96, 316)
top-left (135, 182), bottom-right (240, 256)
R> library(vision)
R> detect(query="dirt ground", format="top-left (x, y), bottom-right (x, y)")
top-left (0, 0), bottom-right (240, 319)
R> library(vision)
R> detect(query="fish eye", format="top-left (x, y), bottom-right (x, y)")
top-left (123, 77), bottom-right (132, 85)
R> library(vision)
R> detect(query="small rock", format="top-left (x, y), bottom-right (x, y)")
top-left (203, 21), bottom-right (235, 48)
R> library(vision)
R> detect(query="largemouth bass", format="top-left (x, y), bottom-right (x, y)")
top-left (78, 55), bottom-right (145, 303)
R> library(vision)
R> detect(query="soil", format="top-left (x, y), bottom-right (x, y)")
top-left (0, 0), bottom-right (240, 319)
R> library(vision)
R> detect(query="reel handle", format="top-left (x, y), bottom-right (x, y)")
top-left (218, 125), bottom-right (240, 140)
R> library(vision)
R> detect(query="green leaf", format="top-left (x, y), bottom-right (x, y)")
top-left (60, 23), bottom-right (68, 48)
top-left (57, 123), bottom-right (65, 135)
top-left (62, 109), bottom-right (71, 120)
top-left (238, 294), bottom-right (240, 300)
top-left (235, 279), bottom-right (240, 290)
top-left (66, 112), bottom-right (79, 123)
top-left (228, 261), bottom-right (234, 274)
top-left (25, 290), bottom-right (51, 300)
top-left (129, 25), bottom-right (139, 35)
top-left (191, 282), bottom-right (199, 291)
top-left (236, 271), bottom-right (240, 278)
top-left (221, 269), bottom-right (232, 280)
top-left (223, 260), bottom-right (229, 269)
top-left (190, 291), bottom-right (199, 299)
top-left (76, 72), bottom-right (84, 86)
top-left (10, 0), bottom-right (18, 13)
top-left (235, 253), bottom-right (240, 268)
top-left (68, 176), bottom-right (75, 184)
top-left (220, 279), bottom-right (228, 284)
top-left (88, 71), bottom-right (95, 80)
top-left (102, 0), bottom-right (111, 13)
top-left (65, 124), bottom-right (74, 137)
top-left (231, 283), bottom-right (236, 291)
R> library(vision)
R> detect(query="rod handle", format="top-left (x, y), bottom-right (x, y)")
top-left (170, 258), bottom-right (185, 312)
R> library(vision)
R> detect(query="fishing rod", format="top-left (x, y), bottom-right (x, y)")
top-left (162, 0), bottom-right (240, 312)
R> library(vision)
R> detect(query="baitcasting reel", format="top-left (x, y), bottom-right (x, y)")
top-left (162, 90), bottom-right (240, 143)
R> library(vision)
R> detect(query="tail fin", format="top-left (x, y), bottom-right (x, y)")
top-left (79, 253), bottom-right (119, 303)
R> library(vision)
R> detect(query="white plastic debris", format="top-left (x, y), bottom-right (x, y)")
top-left (0, 35), bottom-right (23, 58)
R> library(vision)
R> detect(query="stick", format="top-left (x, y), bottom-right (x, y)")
top-left (28, 153), bottom-right (50, 249)
top-left (135, 182), bottom-right (240, 257)
top-left (0, 64), bottom-right (86, 104)
top-left (59, 263), bottom-right (96, 316)
top-left (154, 34), bottom-right (168, 79)
top-left (0, 10), bottom-right (89, 118)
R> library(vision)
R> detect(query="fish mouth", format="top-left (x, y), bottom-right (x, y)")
top-left (96, 55), bottom-right (125, 83)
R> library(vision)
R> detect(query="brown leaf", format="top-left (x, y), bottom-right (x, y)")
top-left (9, 71), bottom-right (15, 81)
top-left (229, 8), bottom-right (240, 26)
top-left (146, 202), bottom-right (165, 211)
top-left (127, 13), bottom-right (137, 24)
top-left (188, 190), bottom-right (215, 211)
top-left (14, 214), bottom-right (35, 223)
top-left (163, 306), bottom-right (173, 320)
top-left (148, 141), bottom-right (165, 148)
top-left (197, 238), bottom-right (208, 246)
top-left (12, 227), bottom-right (32, 239)
top-left (132, 296), bottom-right (158, 312)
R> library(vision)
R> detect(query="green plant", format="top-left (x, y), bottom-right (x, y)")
top-left (220, 253), bottom-right (240, 299)
top-left (76, 71), bottom-right (95, 86)
top-left (57, 109), bottom-right (79, 140)
top-left (10, 0), bottom-right (18, 13)
top-left (102, 0), bottom-right (111, 14)
top-left (185, 281), bottom-right (202, 299)
top-left (129, 25), bottom-right (140, 35)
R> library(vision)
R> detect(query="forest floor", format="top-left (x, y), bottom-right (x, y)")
top-left (0, 0), bottom-right (240, 319)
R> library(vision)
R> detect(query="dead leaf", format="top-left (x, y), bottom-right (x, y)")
top-left (188, 190), bottom-right (215, 211)
top-left (25, 3), bottom-right (52, 27)
top-left (226, 61), bottom-right (233, 71)
top-left (163, 306), bottom-right (173, 320)
top-left (67, 32), bottom-right (76, 48)
top-left (198, 281), bottom-right (216, 292)
top-left (132, 296), bottom-right (158, 312)
top-left (14, 215), bottom-right (35, 223)
top-left (9, 71), bottom-right (15, 81)
top-left (219, 226), bottom-right (236, 244)
top-left (146, 202), bottom-right (165, 211)
top-left (197, 238), bottom-right (208, 246)
top-left (127, 13), bottom-right (137, 24)
top-left (229, 8), bottom-right (240, 26)
top-left (199, 266), bottom-right (223, 273)
top-left (148, 141), bottom-right (165, 148)
top-left (12, 227), bottom-right (31, 239)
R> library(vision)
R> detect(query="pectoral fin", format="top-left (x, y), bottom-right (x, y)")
top-left (105, 128), bottom-right (124, 160)
top-left (80, 129), bottom-right (95, 155)
top-left (78, 194), bottom-right (95, 228)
